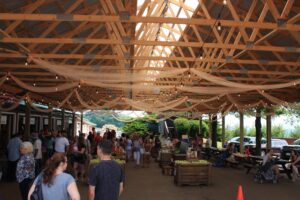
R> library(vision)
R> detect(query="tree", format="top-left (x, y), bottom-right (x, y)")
top-left (290, 125), bottom-right (300, 139)
top-left (174, 117), bottom-right (190, 139)
top-left (189, 120), bottom-right (199, 138)
top-left (271, 124), bottom-right (286, 138)
top-left (122, 120), bottom-right (149, 136)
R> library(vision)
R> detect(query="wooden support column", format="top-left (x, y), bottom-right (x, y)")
top-left (0, 111), bottom-right (2, 139)
top-left (222, 115), bottom-right (225, 148)
top-left (212, 114), bottom-right (218, 148)
top-left (80, 111), bottom-right (83, 134)
top-left (266, 110), bottom-right (272, 150)
top-left (61, 109), bottom-right (65, 131)
top-left (199, 116), bottom-right (203, 136)
top-left (24, 101), bottom-right (31, 140)
top-left (255, 108), bottom-right (262, 156)
top-left (72, 112), bottom-right (76, 137)
top-left (208, 114), bottom-right (212, 140)
top-left (48, 107), bottom-right (52, 131)
top-left (239, 112), bottom-right (244, 153)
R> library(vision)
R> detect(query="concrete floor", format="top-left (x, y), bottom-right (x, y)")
top-left (1, 160), bottom-right (299, 200)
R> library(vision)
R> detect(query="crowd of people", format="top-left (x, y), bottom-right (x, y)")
top-left (5, 127), bottom-right (162, 200)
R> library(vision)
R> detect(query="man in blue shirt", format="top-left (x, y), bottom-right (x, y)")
top-left (6, 133), bottom-right (22, 181)
top-left (88, 140), bottom-right (124, 200)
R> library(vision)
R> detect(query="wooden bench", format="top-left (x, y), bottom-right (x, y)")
top-left (226, 158), bottom-right (239, 168)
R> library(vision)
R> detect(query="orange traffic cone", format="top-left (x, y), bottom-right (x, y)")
top-left (236, 185), bottom-right (244, 200)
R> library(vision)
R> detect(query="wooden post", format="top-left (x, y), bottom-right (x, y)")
top-left (208, 114), bottom-right (212, 140)
top-left (212, 114), bottom-right (218, 148)
top-left (61, 109), bottom-right (65, 131)
top-left (266, 111), bottom-right (272, 150)
top-left (0, 111), bottom-right (2, 139)
top-left (221, 115), bottom-right (225, 147)
top-left (255, 108), bottom-right (262, 156)
top-left (239, 112), bottom-right (244, 153)
top-left (48, 108), bottom-right (52, 131)
top-left (199, 116), bottom-right (203, 136)
top-left (80, 111), bottom-right (83, 134)
top-left (72, 112), bottom-right (76, 137)
top-left (24, 101), bottom-right (31, 140)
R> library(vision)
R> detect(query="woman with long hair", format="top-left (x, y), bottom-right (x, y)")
top-left (289, 150), bottom-right (300, 182)
top-left (28, 153), bottom-right (80, 200)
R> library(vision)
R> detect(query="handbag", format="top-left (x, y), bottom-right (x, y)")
top-left (30, 173), bottom-right (44, 200)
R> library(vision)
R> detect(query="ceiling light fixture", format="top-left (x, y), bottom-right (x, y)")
top-left (217, 21), bottom-right (222, 31)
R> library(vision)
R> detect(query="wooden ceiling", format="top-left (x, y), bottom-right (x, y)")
top-left (0, 0), bottom-right (299, 113)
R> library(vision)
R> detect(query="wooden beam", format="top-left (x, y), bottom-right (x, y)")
top-left (0, 14), bottom-right (299, 30)
top-left (1, 53), bottom-right (299, 66)
top-left (1, 37), bottom-right (299, 53)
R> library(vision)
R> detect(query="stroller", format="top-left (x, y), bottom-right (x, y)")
top-left (254, 161), bottom-right (277, 184)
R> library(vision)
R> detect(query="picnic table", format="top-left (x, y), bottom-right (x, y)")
top-left (244, 155), bottom-right (292, 179)
top-left (201, 147), bottom-right (224, 160)
top-left (275, 159), bottom-right (292, 179)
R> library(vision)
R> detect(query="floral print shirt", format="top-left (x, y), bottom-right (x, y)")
top-left (16, 153), bottom-right (35, 183)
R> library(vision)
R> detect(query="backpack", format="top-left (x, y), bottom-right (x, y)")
top-left (30, 173), bottom-right (43, 200)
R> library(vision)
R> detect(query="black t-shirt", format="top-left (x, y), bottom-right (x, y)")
top-left (88, 160), bottom-right (124, 200)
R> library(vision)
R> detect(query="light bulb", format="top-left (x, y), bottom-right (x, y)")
top-left (188, 71), bottom-right (191, 78)
top-left (55, 75), bottom-right (58, 79)
top-left (6, 76), bottom-right (9, 81)
top-left (96, 90), bottom-right (99, 94)
top-left (223, 0), bottom-right (227, 5)
top-left (200, 55), bottom-right (203, 60)
top-left (33, 82), bottom-right (36, 87)
top-left (78, 83), bottom-right (81, 88)
top-left (25, 61), bottom-right (28, 66)
top-left (217, 21), bottom-right (221, 31)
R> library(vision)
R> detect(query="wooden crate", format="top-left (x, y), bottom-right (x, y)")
top-left (173, 154), bottom-right (187, 161)
top-left (174, 163), bottom-right (212, 186)
top-left (159, 152), bottom-right (173, 167)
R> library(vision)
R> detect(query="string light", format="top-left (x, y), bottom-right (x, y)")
top-left (33, 82), bottom-right (36, 87)
top-left (55, 87), bottom-right (58, 91)
top-left (180, 82), bottom-right (184, 87)
top-left (55, 75), bottom-right (58, 80)
top-left (223, 0), bottom-right (227, 5)
top-left (188, 71), bottom-right (191, 78)
top-left (25, 61), bottom-right (28, 66)
top-left (78, 83), bottom-right (81, 88)
top-left (217, 21), bottom-right (222, 31)
top-left (96, 90), bottom-right (99, 94)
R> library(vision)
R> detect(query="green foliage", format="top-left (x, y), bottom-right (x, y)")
top-left (122, 120), bottom-right (149, 136)
top-left (201, 120), bottom-right (209, 138)
top-left (174, 117), bottom-right (209, 139)
top-left (189, 120), bottom-right (199, 138)
top-left (174, 117), bottom-right (190, 138)
top-left (290, 125), bottom-right (300, 139)
top-left (271, 124), bottom-right (286, 138)
top-left (84, 111), bottom-right (124, 128)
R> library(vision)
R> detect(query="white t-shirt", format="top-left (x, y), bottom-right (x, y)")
top-left (34, 139), bottom-right (42, 159)
top-left (55, 137), bottom-right (69, 153)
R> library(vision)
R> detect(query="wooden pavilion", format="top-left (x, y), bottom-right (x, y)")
top-left (0, 0), bottom-right (299, 153)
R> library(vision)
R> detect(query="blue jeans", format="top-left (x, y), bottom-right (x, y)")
top-left (134, 151), bottom-right (141, 165)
